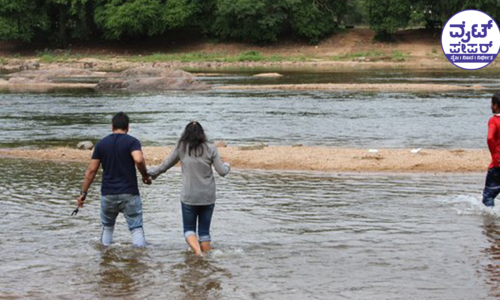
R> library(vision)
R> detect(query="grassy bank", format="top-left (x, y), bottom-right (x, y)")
top-left (28, 49), bottom-right (424, 64)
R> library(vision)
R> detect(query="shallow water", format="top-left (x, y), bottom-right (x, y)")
top-left (1, 158), bottom-right (500, 299)
top-left (0, 70), bottom-right (498, 149)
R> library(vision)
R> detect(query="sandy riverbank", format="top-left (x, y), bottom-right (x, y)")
top-left (0, 146), bottom-right (490, 173)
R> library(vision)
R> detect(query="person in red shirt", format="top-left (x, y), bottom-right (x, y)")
top-left (483, 93), bottom-right (500, 207)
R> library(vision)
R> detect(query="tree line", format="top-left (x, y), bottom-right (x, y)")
top-left (0, 0), bottom-right (499, 46)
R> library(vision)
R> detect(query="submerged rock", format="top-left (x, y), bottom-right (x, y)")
top-left (77, 141), bottom-right (94, 150)
top-left (96, 67), bottom-right (209, 92)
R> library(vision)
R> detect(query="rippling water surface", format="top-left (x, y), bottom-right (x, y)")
top-left (0, 70), bottom-right (498, 148)
top-left (1, 158), bottom-right (500, 299)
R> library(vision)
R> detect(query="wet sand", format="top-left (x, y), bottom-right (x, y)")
top-left (0, 146), bottom-right (489, 173)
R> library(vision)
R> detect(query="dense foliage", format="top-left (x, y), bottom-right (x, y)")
top-left (367, 0), bottom-right (500, 40)
top-left (0, 0), bottom-right (499, 45)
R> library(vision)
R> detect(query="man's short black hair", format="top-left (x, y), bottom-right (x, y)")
top-left (493, 93), bottom-right (500, 107)
top-left (112, 112), bottom-right (129, 130)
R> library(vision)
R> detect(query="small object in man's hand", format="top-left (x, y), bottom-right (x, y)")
top-left (71, 208), bottom-right (79, 216)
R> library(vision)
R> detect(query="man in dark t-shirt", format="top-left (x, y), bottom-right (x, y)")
top-left (76, 112), bottom-right (152, 247)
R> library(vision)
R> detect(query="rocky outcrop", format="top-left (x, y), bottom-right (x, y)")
top-left (96, 67), bottom-right (209, 91)
top-left (7, 67), bottom-right (96, 84)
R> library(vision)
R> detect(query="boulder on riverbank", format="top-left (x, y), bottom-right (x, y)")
top-left (77, 141), bottom-right (94, 150)
top-left (96, 67), bottom-right (209, 91)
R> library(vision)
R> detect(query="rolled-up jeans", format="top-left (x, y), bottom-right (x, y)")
top-left (100, 194), bottom-right (145, 247)
top-left (483, 168), bottom-right (500, 207)
top-left (181, 202), bottom-right (215, 242)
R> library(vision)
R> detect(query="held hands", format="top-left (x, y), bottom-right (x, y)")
top-left (142, 176), bottom-right (153, 185)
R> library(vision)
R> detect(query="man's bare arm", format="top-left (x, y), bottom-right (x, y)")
top-left (132, 150), bottom-right (152, 184)
top-left (77, 159), bottom-right (100, 207)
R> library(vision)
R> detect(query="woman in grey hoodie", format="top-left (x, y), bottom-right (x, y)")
top-left (148, 121), bottom-right (230, 256)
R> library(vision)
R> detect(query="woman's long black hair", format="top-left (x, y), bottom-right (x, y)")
top-left (177, 121), bottom-right (207, 157)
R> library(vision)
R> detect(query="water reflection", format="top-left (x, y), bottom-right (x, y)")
top-left (482, 217), bottom-right (500, 298)
top-left (0, 158), bottom-right (496, 299)
top-left (97, 247), bottom-right (150, 298)
top-left (172, 254), bottom-right (230, 300)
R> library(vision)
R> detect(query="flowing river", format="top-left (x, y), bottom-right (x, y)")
top-left (1, 69), bottom-right (500, 299)
top-left (0, 69), bottom-right (499, 148)
top-left (0, 158), bottom-right (499, 299)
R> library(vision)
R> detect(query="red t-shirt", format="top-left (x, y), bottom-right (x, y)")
top-left (487, 115), bottom-right (500, 168)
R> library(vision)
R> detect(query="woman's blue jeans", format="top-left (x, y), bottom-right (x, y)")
top-left (181, 202), bottom-right (215, 242)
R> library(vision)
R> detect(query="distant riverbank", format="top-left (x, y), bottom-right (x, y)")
top-left (1, 29), bottom-right (499, 73)
top-left (1, 56), bottom-right (498, 74)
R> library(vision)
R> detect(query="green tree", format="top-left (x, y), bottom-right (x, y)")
top-left (0, 0), bottom-right (49, 42)
top-left (366, 0), bottom-right (412, 39)
top-left (290, 0), bottom-right (348, 44)
top-left (345, 0), bottom-right (369, 26)
top-left (211, 0), bottom-right (295, 44)
top-left (458, 0), bottom-right (500, 22)
top-left (94, 0), bottom-right (165, 39)
top-left (0, 0), bottom-right (93, 46)
top-left (408, 0), bottom-right (500, 29)
top-left (47, 0), bottom-right (93, 46)
top-left (94, 0), bottom-right (199, 40)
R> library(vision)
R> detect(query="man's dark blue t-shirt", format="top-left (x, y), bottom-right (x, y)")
top-left (91, 133), bottom-right (141, 196)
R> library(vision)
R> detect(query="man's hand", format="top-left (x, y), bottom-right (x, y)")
top-left (78, 159), bottom-right (99, 208)
top-left (142, 176), bottom-right (153, 185)
top-left (77, 194), bottom-right (86, 208)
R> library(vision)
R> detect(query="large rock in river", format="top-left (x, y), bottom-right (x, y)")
top-left (96, 67), bottom-right (208, 91)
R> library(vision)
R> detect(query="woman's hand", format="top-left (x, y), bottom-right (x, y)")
top-left (142, 176), bottom-right (153, 185)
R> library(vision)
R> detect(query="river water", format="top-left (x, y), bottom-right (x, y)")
top-left (1, 69), bottom-right (500, 299)
top-left (0, 70), bottom-right (498, 148)
top-left (0, 158), bottom-right (499, 299)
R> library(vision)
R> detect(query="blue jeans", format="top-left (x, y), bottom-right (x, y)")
top-left (181, 202), bottom-right (215, 242)
top-left (101, 194), bottom-right (144, 231)
top-left (483, 168), bottom-right (500, 207)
